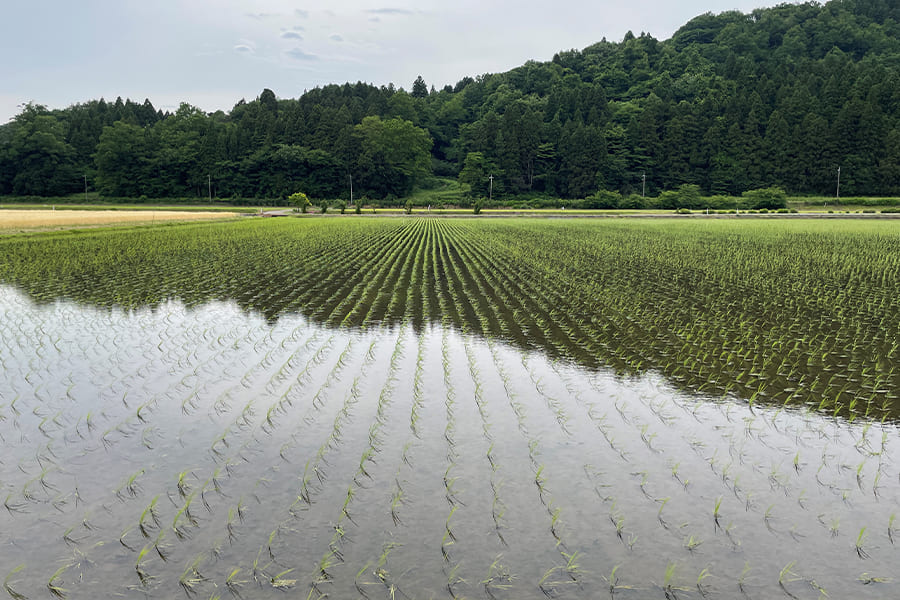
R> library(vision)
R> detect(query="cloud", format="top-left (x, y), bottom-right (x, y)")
top-left (366, 8), bottom-right (415, 16)
top-left (295, 9), bottom-right (309, 18)
top-left (246, 12), bottom-right (278, 19)
top-left (286, 48), bottom-right (318, 61)
top-left (234, 44), bottom-right (254, 53)
top-left (329, 34), bottom-right (344, 42)
top-left (281, 31), bottom-right (303, 40)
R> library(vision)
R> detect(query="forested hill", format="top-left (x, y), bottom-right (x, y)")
top-left (2, 0), bottom-right (900, 201)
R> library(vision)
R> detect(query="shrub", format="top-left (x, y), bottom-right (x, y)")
top-left (658, 184), bottom-right (703, 210)
top-left (619, 193), bottom-right (645, 209)
top-left (583, 190), bottom-right (622, 209)
top-left (742, 186), bottom-right (788, 210)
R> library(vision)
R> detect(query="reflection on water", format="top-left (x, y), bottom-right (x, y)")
top-left (1, 285), bottom-right (898, 599)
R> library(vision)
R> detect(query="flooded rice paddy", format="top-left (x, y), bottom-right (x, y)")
top-left (1, 218), bottom-right (899, 599)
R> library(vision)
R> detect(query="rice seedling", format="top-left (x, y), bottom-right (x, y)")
top-left (4, 565), bottom-right (27, 600)
top-left (855, 527), bottom-right (870, 559)
top-left (46, 564), bottom-right (70, 599)
top-left (778, 561), bottom-right (801, 596)
top-left (738, 562), bottom-right (753, 594)
top-left (134, 546), bottom-right (153, 585)
top-left (695, 567), bottom-right (714, 597)
top-left (713, 496), bottom-right (723, 530)
top-left (857, 572), bottom-right (892, 585)
top-left (178, 554), bottom-right (208, 595)
top-left (684, 534), bottom-right (703, 552)
top-left (662, 562), bottom-right (689, 599)
top-left (888, 513), bottom-right (898, 544)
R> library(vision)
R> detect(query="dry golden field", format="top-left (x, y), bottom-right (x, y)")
top-left (0, 209), bottom-right (240, 231)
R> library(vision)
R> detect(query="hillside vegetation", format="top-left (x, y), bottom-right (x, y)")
top-left (1, 0), bottom-right (899, 202)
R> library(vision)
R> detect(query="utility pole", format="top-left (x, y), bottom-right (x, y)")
top-left (84, 174), bottom-right (88, 203)
top-left (642, 172), bottom-right (646, 198)
top-left (208, 174), bottom-right (212, 203)
top-left (349, 174), bottom-right (353, 205)
top-left (836, 166), bottom-right (841, 202)
top-left (489, 174), bottom-right (494, 203)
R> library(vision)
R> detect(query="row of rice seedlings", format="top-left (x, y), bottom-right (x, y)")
top-left (418, 221), bottom-right (441, 325)
top-left (427, 224), bottom-right (464, 331)
top-left (333, 225), bottom-right (421, 327)
top-left (432, 221), bottom-right (488, 336)
top-left (306, 333), bottom-right (404, 592)
top-left (580, 378), bottom-right (749, 590)
top-left (354, 326), bottom-right (443, 597)
top-left (226, 362), bottom-right (366, 597)
top-left (292, 221), bottom-right (411, 319)
top-left (361, 224), bottom-right (425, 326)
top-left (121, 313), bottom-right (350, 592)
top-left (439, 222), bottom-right (514, 340)
top-left (394, 219), bottom-right (430, 326)
top-left (216, 329), bottom-right (388, 595)
top-left (444, 218), bottom-right (558, 343)
top-left (127, 329), bottom-right (329, 579)
top-left (318, 222), bottom-right (421, 326)
top-left (440, 221), bottom-right (538, 348)
top-left (482, 338), bottom-right (590, 596)
top-left (441, 219), bottom-right (591, 361)
top-left (439, 332), bottom-right (464, 583)
top-left (432, 242), bottom-right (576, 590)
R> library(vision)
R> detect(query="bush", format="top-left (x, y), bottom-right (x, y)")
top-left (675, 207), bottom-right (692, 214)
top-left (657, 184), bottom-right (703, 210)
top-left (404, 199), bottom-right (413, 214)
top-left (583, 190), bottom-right (622, 209)
top-left (619, 193), bottom-right (645, 209)
top-left (742, 186), bottom-right (787, 210)
top-left (705, 195), bottom-right (734, 210)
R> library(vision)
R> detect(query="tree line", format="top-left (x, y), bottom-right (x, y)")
top-left (1, 0), bottom-right (899, 202)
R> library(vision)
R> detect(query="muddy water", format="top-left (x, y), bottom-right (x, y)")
top-left (1, 285), bottom-right (898, 599)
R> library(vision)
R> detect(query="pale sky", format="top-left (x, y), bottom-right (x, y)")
top-left (0, 0), bottom-right (795, 124)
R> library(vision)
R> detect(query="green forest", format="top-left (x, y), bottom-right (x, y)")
top-left (2, 0), bottom-right (899, 203)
